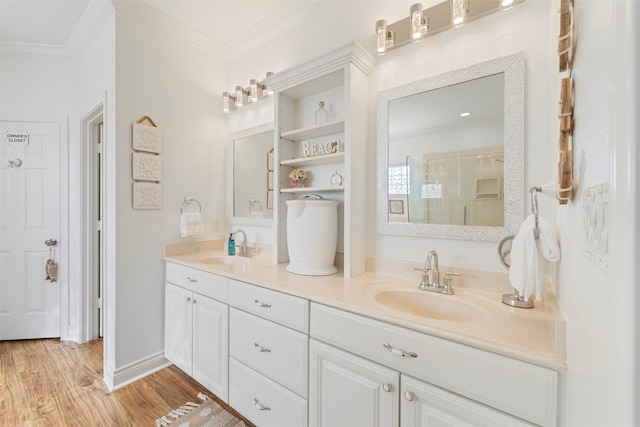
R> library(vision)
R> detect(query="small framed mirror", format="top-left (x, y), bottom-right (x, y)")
top-left (377, 52), bottom-right (524, 242)
top-left (231, 124), bottom-right (274, 226)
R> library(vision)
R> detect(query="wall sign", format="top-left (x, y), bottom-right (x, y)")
top-left (6, 132), bottom-right (29, 146)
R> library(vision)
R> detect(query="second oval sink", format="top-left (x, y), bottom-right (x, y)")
top-left (374, 289), bottom-right (488, 322)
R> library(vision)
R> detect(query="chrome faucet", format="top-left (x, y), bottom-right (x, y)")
top-left (232, 229), bottom-right (250, 257)
top-left (413, 250), bottom-right (460, 295)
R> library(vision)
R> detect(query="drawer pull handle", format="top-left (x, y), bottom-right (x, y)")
top-left (254, 299), bottom-right (271, 308)
top-left (254, 342), bottom-right (271, 353)
top-left (404, 391), bottom-right (414, 401)
top-left (187, 277), bottom-right (198, 282)
top-left (382, 383), bottom-right (391, 393)
top-left (383, 342), bottom-right (417, 358)
top-left (254, 398), bottom-right (271, 411)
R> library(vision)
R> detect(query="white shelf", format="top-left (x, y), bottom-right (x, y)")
top-left (280, 152), bottom-right (345, 167)
top-left (280, 185), bottom-right (344, 193)
top-left (280, 120), bottom-right (344, 141)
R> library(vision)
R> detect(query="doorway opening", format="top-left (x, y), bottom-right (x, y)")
top-left (81, 104), bottom-right (105, 343)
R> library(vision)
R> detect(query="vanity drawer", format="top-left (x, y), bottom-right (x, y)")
top-left (229, 281), bottom-right (309, 333)
top-left (229, 358), bottom-right (308, 427)
top-left (310, 303), bottom-right (558, 427)
top-left (165, 262), bottom-right (229, 302)
top-left (230, 308), bottom-right (308, 397)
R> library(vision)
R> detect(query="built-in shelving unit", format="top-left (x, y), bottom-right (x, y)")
top-left (266, 43), bottom-right (375, 278)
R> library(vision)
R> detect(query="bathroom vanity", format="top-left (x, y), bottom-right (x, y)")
top-left (164, 244), bottom-right (565, 427)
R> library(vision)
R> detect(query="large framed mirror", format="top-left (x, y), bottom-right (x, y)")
top-left (377, 52), bottom-right (524, 242)
top-left (231, 123), bottom-right (274, 226)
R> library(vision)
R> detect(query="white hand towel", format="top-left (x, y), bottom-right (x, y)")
top-left (508, 214), bottom-right (560, 301)
top-left (180, 212), bottom-right (204, 237)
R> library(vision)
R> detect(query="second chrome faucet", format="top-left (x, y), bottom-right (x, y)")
top-left (414, 250), bottom-right (460, 295)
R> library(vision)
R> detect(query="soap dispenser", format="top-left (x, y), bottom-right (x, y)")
top-left (227, 233), bottom-right (235, 256)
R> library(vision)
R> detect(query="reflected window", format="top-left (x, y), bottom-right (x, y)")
top-left (389, 165), bottom-right (410, 195)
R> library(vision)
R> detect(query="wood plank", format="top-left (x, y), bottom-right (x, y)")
top-left (0, 338), bottom-right (255, 426)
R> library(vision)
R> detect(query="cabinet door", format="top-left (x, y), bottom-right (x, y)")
top-left (401, 375), bottom-right (533, 427)
top-left (192, 293), bottom-right (229, 403)
top-left (309, 339), bottom-right (399, 427)
top-left (164, 282), bottom-right (193, 374)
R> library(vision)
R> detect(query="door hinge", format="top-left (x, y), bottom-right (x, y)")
top-left (96, 220), bottom-right (102, 232)
top-left (97, 297), bottom-right (102, 310)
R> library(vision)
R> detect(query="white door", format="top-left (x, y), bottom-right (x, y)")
top-left (0, 120), bottom-right (61, 340)
top-left (309, 339), bottom-right (399, 427)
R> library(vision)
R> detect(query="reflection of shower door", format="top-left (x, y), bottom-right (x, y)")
top-left (405, 156), bottom-right (424, 223)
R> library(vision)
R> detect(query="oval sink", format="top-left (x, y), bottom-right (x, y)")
top-left (198, 255), bottom-right (250, 266)
top-left (374, 289), bottom-right (487, 322)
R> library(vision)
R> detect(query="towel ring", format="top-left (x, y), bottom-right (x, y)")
top-left (180, 196), bottom-right (201, 214)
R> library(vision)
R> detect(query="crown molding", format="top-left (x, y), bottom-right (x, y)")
top-left (222, 0), bottom-right (332, 63)
top-left (0, 0), bottom-right (114, 62)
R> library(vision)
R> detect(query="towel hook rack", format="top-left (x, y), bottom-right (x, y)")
top-left (180, 196), bottom-right (201, 214)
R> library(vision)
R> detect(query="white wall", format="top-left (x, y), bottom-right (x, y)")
top-left (110, 3), bottom-right (226, 378)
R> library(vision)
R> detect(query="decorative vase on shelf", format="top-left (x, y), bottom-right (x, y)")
top-left (315, 101), bottom-right (328, 125)
top-left (289, 168), bottom-right (308, 188)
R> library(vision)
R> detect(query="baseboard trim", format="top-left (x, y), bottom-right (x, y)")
top-left (103, 351), bottom-right (171, 391)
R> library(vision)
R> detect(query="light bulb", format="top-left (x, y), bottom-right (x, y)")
top-left (376, 19), bottom-right (388, 55)
top-left (410, 4), bottom-right (425, 41)
top-left (451, 0), bottom-right (468, 26)
top-left (250, 79), bottom-right (259, 103)
top-left (235, 85), bottom-right (244, 108)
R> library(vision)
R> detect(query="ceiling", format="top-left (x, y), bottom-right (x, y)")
top-left (0, 0), bottom-right (315, 60)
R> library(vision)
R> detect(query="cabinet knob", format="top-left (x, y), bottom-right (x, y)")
top-left (186, 297), bottom-right (191, 303)
top-left (383, 342), bottom-right (418, 358)
top-left (404, 391), bottom-right (414, 402)
top-left (254, 342), bottom-right (271, 353)
top-left (382, 383), bottom-right (391, 393)
top-left (192, 299), bottom-right (197, 304)
top-left (187, 277), bottom-right (198, 282)
top-left (254, 299), bottom-right (271, 308)
top-left (254, 398), bottom-right (271, 411)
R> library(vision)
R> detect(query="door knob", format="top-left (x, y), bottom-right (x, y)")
top-left (7, 158), bottom-right (22, 168)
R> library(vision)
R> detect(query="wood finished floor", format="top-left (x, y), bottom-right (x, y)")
top-left (0, 338), bottom-right (254, 426)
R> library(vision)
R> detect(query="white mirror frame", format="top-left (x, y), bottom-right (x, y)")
top-left (376, 52), bottom-right (524, 242)
top-left (228, 122), bottom-right (274, 227)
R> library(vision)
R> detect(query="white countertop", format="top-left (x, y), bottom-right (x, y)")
top-left (165, 244), bottom-right (566, 370)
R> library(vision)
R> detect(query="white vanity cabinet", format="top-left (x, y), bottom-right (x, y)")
top-left (310, 302), bottom-right (560, 427)
top-left (309, 339), bottom-right (399, 427)
top-left (164, 262), bottom-right (229, 402)
top-left (228, 281), bottom-right (310, 427)
top-left (268, 42), bottom-right (375, 278)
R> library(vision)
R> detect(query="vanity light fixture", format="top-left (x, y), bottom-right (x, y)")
top-left (451, 0), bottom-right (468, 26)
top-left (222, 91), bottom-right (236, 113)
top-left (410, 3), bottom-right (428, 41)
top-left (235, 85), bottom-right (248, 108)
top-left (374, 0), bottom-right (524, 55)
top-left (222, 72), bottom-right (273, 113)
top-left (376, 19), bottom-right (394, 55)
